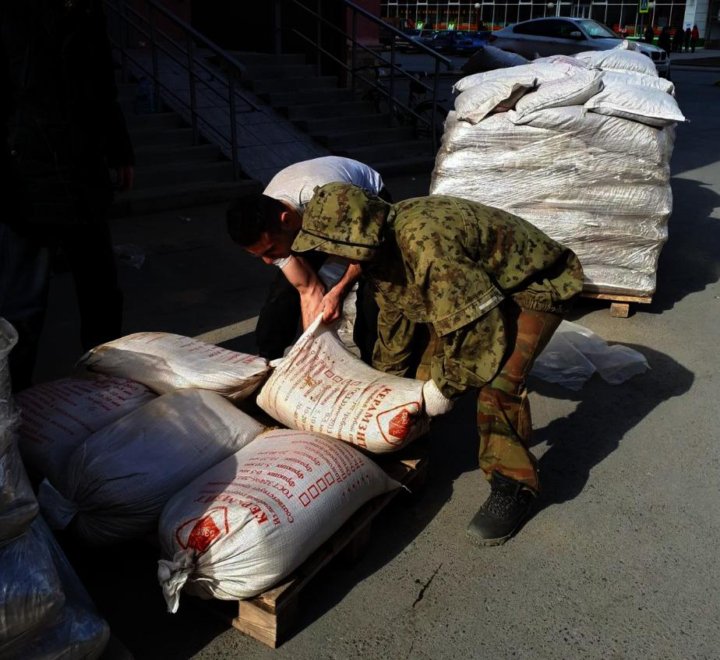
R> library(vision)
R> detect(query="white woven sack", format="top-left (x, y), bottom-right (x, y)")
top-left (574, 48), bottom-right (657, 76)
top-left (512, 69), bottom-right (603, 124)
top-left (584, 82), bottom-right (685, 127)
top-left (455, 79), bottom-right (535, 124)
top-left (38, 389), bottom-right (265, 545)
top-left (601, 69), bottom-right (675, 95)
top-left (77, 332), bottom-right (270, 400)
top-left (453, 60), bottom-right (578, 93)
top-left (157, 429), bottom-right (399, 609)
top-left (16, 376), bottom-right (155, 486)
top-left (257, 316), bottom-right (427, 453)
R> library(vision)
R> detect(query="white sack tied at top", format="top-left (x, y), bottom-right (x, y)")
top-left (157, 429), bottom-right (400, 609)
top-left (37, 389), bottom-right (266, 545)
top-left (76, 332), bottom-right (270, 401)
top-left (257, 315), bottom-right (428, 453)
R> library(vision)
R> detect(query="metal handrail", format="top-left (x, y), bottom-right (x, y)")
top-left (277, 0), bottom-right (453, 151)
top-left (104, 0), bottom-right (262, 180)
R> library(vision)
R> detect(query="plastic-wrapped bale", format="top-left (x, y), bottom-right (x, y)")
top-left (0, 419), bottom-right (39, 547)
top-left (38, 389), bottom-right (266, 545)
top-left (0, 517), bottom-right (110, 660)
top-left (0, 318), bottom-right (18, 422)
top-left (76, 332), bottom-right (270, 400)
top-left (157, 429), bottom-right (400, 609)
top-left (16, 375), bottom-right (156, 487)
top-left (0, 518), bottom-right (65, 656)
top-left (430, 60), bottom-right (682, 298)
top-left (257, 316), bottom-right (428, 453)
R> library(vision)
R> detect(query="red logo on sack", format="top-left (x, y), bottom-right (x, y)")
top-left (377, 403), bottom-right (420, 446)
top-left (176, 507), bottom-right (229, 555)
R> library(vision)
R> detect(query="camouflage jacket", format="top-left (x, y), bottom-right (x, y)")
top-left (293, 183), bottom-right (584, 398)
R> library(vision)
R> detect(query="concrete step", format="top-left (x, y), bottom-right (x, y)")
top-left (225, 51), bottom-right (307, 67)
top-left (284, 100), bottom-right (376, 120)
top-left (129, 126), bottom-right (196, 148)
top-left (367, 154), bottom-right (438, 177)
top-left (338, 138), bottom-right (435, 166)
top-left (260, 88), bottom-right (355, 106)
top-left (248, 75), bottom-right (338, 94)
top-left (133, 143), bottom-right (222, 167)
top-left (294, 113), bottom-right (393, 133)
top-left (243, 63), bottom-right (315, 79)
top-left (133, 160), bottom-right (234, 190)
top-left (126, 112), bottom-right (185, 130)
top-left (314, 125), bottom-right (417, 150)
top-left (110, 179), bottom-right (262, 217)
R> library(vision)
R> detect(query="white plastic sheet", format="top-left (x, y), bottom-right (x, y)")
top-left (531, 320), bottom-right (649, 390)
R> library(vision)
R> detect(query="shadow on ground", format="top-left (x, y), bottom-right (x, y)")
top-left (532, 343), bottom-right (694, 507)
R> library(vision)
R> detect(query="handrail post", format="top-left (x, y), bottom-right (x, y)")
top-left (117, 0), bottom-right (129, 82)
top-left (186, 31), bottom-right (199, 145)
top-left (388, 45), bottom-right (396, 127)
top-left (228, 78), bottom-right (239, 181)
top-left (274, 0), bottom-right (282, 56)
top-left (148, 4), bottom-right (160, 113)
top-left (431, 58), bottom-right (442, 151)
top-left (315, 0), bottom-right (322, 77)
top-left (350, 9), bottom-right (358, 93)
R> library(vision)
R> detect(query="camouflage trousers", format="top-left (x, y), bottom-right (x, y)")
top-left (476, 306), bottom-right (562, 493)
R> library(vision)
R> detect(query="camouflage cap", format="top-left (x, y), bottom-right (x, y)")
top-left (292, 182), bottom-right (390, 261)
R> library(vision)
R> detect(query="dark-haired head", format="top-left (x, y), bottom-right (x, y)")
top-left (226, 194), bottom-right (288, 247)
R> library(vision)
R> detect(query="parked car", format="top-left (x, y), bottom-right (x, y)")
top-left (489, 17), bottom-right (671, 78)
top-left (394, 28), bottom-right (422, 51)
top-left (410, 28), bottom-right (437, 50)
top-left (428, 29), bottom-right (490, 55)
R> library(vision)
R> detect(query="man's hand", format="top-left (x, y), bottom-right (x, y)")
top-left (422, 380), bottom-right (454, 417)
top-left (321, 288), bottom-right (343, 323)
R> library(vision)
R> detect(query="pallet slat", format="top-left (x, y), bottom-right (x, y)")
top-left (231, 452), bottom-right (428, 648)
top-left (581, 291), bottom-right (652, 318)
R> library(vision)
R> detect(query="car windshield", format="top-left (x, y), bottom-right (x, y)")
top-left (577, 19), bottom-right (620, 39)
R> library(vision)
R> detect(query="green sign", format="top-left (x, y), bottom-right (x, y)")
top-left (639, 0), bottom-right (649, 13)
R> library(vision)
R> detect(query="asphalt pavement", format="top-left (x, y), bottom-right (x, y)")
top-left (31, 63), bottom-right (720, 660)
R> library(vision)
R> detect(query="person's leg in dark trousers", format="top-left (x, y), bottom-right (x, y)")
top-left (0, 223), bottom-right (51, 391)
top-left (60, 219), bottom-right (123, 351)
top-left (353, 277), bottom-right (379, 365)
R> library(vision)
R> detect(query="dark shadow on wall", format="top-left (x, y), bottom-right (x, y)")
top-left (531, 343), bottom-right (694, 507)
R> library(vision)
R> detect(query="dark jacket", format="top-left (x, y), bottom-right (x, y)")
top-left (1, 0), bottom-right (133, 227)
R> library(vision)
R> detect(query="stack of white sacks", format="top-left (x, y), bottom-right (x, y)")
top-left (15, 327), bottom-right (416, 611)
top-left (431, 43), bottom-right (685, 297)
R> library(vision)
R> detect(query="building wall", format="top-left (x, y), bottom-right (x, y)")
top-left (381, 0), bottom-right (710, 37)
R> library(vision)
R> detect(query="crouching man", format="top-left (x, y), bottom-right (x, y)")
top-left (292, 183), bottom-right (584, 546)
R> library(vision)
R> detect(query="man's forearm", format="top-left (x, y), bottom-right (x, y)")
top-left (281, 255), bottom-right (325, 328)
top-left (326, 262), bottom-right (362, 300)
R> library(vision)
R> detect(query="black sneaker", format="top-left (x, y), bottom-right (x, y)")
top-left (466, 472), bottom-right (536, 546)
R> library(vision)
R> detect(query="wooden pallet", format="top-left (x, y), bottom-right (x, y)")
top-left (582, 291), bottom-right (652, 318)
top-left (230, 449), bottom-right (428, 648)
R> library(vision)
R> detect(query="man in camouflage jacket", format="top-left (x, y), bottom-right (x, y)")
top-left (293, 182), bottom-right (584, 546)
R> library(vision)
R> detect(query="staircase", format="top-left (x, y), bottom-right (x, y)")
top-left (229, 52), bottom-right (438, 176)
top-left (111, 82), bottom-right (261, 217)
